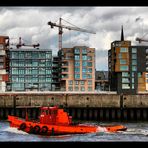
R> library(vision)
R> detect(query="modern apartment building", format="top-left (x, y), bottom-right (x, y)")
top-left (108, 26), bottom-right (148, 94)
top-left (0, 36), bottom-right (9, 92)
top-left (7, 48), bottom-right (52, 91)
top-left (58, 46), bottom-right (95, 91)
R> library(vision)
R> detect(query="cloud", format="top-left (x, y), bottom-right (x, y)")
top-left (0, 7), bottom-right (148, 70)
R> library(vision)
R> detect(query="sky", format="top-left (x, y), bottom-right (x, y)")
top-left (0, 7), bottom-right (148, 71)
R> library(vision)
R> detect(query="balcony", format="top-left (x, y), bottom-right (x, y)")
top-left (61, 74), bottom-right (68, 80)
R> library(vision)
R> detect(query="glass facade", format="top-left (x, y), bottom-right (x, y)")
top-left (8, 49), bottom-right (52, 91)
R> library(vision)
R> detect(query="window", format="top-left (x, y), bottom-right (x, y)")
top-left (82, 48), bottom-right (87, 54)
top-left (120, 47), bottom-right (128, 52)
top-left (132, 60), bottom-right (137, 65)
top-left (132, 72), bottom-right (134, 77)
top-left (120, 65), bottom-right (128, 71)
top-left (82, 55), bottom-right (87, 60)
top-left (69, 80), bottom-right (73, 85)
top-left (132, 54), bottom-right (137, 59)
top-left (122, 78), bottom-right (130, 83)
top-left (46, 53), bottom-right (52, 59)
top-left (87, 56), bottom-right (92, 60)
top-left (87, 74), bottom-right (92, 79)
top-left (32, 61), bottom-right (38, 67)
top-left (19, 61), bottom-right (24, 66)
top-left (82, 61), bottom-right (87, 66)
top-left (68, 87), bottom-right (73, 91)
top-left (132, 78), bottom-right (134, 83)
top-left (82, 74), bottom-right (87, 79)
top-left (46, 70), bottom-right (51, 74)
top-left (75, 55), bottom-right (80, 60)
top-left (132, 66), bottom-right (137, 71)
top-left (87, 62), bottom-right (92, 67)
top-left (74, 48), bottom-right (80, 54)
top-left (132, 48), bottom-right (137, 53)
top-left (88, 80), bottom-right (92, 85)
top-left (88, 68), bottom-right (92, 73)
top-left (120, 59), bottom-right (126, 64)
top-left (75, 87), bottom-right (79, 91)
top-left (75, 61), bottom-right (80, 66)
top-left (122, 72), bottom-right (129, 77)
top-left (11, 52), bottom-right (18, 58)
top-left (132, 84), bottom-right (135, 89)
top-left (122, 84), bottom-right (130, 89)
top-left (75, 68), bottom-right (80, 73)
top-left (80, 81), bottom-right (84, 85)
top-left (118, 53), bottom-right (122, 58)
top-left (81, 87), bottom-right (85, 91)
top-left (75, 81), bottom-right (79, 85)
top-left (46, 77), bottom-right (52, 82)
top-left (82, 68), bottom-right (87, 73)
top-left (19, 52), bottom-right (24, 58)
top-left (138, 72), bottom-right (142, 78)
top-left (75, 74), bottom-right (80, 79)
top-left (88, 87), bottom-right (92, 91)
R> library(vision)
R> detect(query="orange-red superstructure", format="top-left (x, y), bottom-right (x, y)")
top-left (8, 106), bottom-right (127, 135)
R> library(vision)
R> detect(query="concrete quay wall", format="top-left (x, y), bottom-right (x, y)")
top-left (0, 92), bottom-right (148, 108)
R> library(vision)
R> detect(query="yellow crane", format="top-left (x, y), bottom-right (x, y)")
top-left (47, 17), bottom-right (96, 50)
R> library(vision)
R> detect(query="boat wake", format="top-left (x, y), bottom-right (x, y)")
top-left (2, 127), bottom-right (28, 135)
top-left (118, 128), bottom-right (148, 136)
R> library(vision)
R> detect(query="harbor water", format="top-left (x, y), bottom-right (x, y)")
top-left (1, 120), bottom-right (148, 142)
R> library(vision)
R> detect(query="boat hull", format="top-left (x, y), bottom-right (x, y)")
top-left (8, 115), bottom-right (127, 135)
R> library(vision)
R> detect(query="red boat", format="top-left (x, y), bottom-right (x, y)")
top-left (8, 106), bottom-right (127, 135)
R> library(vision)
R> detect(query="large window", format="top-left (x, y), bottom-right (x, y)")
top-left (120, 59), bottom-right (126, 64)
top-left (68, 80), bottom-right (73, 85)
top-left (82, 55), bottom-right (87, 60)
top-left (122, 84), bottom-right (130, 89)
top-left (132, 60), bottom-right (137, 65)
top-left (122, 72), bottom-right (129, 77)
top-left (120, 47), bottom-right (128, 52)
top-left (88, 80), bottom-right (92, 85)
top-left (75, 55), bottom-right (80, 60)
top-left (74, 48), bottom-right (80, 54)
top-left (82, 74), bottom-right (87, 79)
top-left (82, 61), bottom-right (87, 67)
top-left (132, 48), bottom-right (137, 53)
top-left (75, 74), bottom-right (80, 79)
top-left (75, 61), bottom-right (80, 66)
top-left (122, 78), bottom-right (130, 83)
top-left (87, 62), bottom-right (92, 67)
top-left (120, 65), bottom-right (128, 71)
top-left (82, 48), bottom-right (87, 54)
top-left (132, 54), bottom-right (137, 59)
top-left (132, 66), bottom-right (137, 71)
top-left (75, 68), bottom-right (80, 73)
top-left (88, 68), bottom-right (92, 73)
top-left (87, 56), bottom-right (92, 60)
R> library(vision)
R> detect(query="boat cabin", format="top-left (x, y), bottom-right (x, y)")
top-left (39, 106), bottom-right (72, 125)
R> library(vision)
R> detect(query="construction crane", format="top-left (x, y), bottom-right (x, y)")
top-left (136, 37), bottom-right (148, 43)
top-left (47, 17), bottom-right (96, 50)
top-left (10, 37), bottom-right (40, 49)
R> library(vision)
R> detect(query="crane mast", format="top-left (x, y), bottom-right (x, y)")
top-left (48, 17), bottom-right (96, 50)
